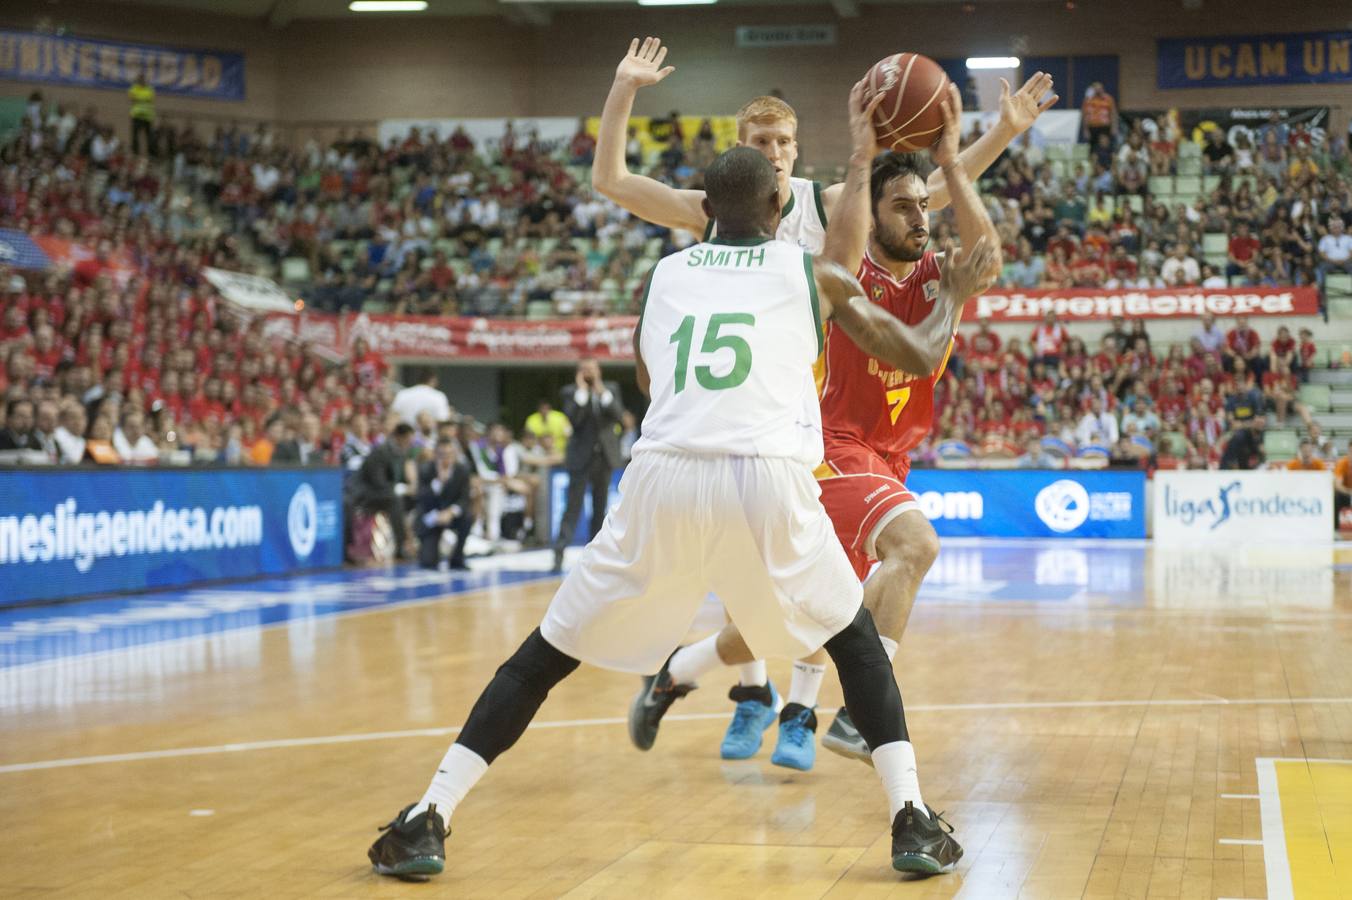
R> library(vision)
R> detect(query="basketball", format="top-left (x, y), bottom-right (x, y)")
top-left (865, 52), bottom-right (951, 152)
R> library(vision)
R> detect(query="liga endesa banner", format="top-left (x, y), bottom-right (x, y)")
top-left (971, 287), bottom-right (1320, 323)
top-left (0, 467), bottom-right (343, 605)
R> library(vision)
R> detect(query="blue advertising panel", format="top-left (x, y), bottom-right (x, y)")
top-left (0, 468), bottom-right (342, 605)
top-left (547, 466), bottom-right (1144, 544)
top-left (905, 469), bottom-right (1146, 539)
top-left (0, 30), bottom-right (246, 101)
top-left (1158, 32), bottom-right (1352, 89)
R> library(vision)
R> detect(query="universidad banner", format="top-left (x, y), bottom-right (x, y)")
top-left (0, 30), bottom-right (245, 101)
top-left (1158, 31), bottom-right (1352, 89)
top-left (0, 467), bottom-right (342, 605)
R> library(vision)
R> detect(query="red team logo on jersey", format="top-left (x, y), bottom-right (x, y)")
top-left (814, 250), bottom-right (950, 579)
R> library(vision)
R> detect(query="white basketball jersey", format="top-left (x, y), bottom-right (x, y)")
top-left (634, 237), bottom-right (824, 465)
top-left (704, 177), bottom-right (828, 253)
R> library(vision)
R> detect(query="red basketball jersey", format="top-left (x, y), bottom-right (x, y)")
top-left (815, 250), bottom-right (951, 461)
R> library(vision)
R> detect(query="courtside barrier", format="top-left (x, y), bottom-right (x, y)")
top-left (548, 466), bottom-right (1147, 543)
top-left (905, 469), bottom-right (1147, 539)
top-left (0, 467), bottom-right (343, 605)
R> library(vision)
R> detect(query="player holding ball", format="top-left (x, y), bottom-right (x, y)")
top-left (604, 39), bottom-right (1054, 875)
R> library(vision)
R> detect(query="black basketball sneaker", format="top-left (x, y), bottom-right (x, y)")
top-left (628, 654), bottom-right (696, 750)
top-left (821, 706), bottom-right (873, 765)
top-left (891, 801), bottom-right (963, 875)
top-left (368, 803), bottom-right (449, 881)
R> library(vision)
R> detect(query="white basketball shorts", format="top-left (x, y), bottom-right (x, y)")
top-left (540, 449), bottom-right (863, 674)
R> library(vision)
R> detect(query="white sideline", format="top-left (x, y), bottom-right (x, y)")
top-left (3, 697), bottom-right (1351, 774)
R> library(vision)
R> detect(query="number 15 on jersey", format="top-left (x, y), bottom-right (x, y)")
top-left (669, 313), bottom-right (756, 394)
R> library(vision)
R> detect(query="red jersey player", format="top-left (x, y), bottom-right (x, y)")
top-left (810, 103), bottom-right (1002, 764)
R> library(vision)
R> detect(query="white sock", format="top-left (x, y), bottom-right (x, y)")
top-left (879, 636), bottom-right (899, 663)
top-left (738, 660), bottom-right (767, 687)
top-left (787, 660), bottom-right (826, 708)
top-left (410, 743), bottom-right (488, 824)
top-left (668, 634), bottom-right (726, 686)
top-left (872, 740), bottom-right (925, 821)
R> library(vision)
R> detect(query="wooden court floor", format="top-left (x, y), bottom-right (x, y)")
top-left (2, 542), bottom-right (1352, 899)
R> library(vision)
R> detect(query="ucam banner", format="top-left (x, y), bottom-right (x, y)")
top-left (0, 30), bottom-right (245, 100)
top-left (971, 286), bottom-right (1319, 323)
top-left (0, 467), bottom-right (342, 605)
top-left (1153, 469), bottom-right (1332, 545)
top-left (904, 469), bottom-right (1146, 539)
top-left (1158, 31), bottom-right (1352, 89)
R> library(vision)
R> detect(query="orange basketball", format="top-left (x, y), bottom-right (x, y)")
top-left (865, 52), bottom-right (951, 152)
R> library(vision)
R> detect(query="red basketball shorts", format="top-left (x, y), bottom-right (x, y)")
top-left (814, 440), bottom-right (920, 581)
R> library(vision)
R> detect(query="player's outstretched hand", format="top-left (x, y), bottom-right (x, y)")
top-left (930, 83), bottom-right (962, 169)
top-left (999, 71), bottom-right (1059, 135)
top-left (848, 78), bottom-right (886, 161)
top-left (615, 37), bottom-right (676, 89)
top-left (939, 235), bottom-right (999, 304)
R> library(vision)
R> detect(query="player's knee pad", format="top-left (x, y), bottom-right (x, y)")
top-left (823, 607), bottom-right (890, 673)
top-left (496, 628), bottom-right (580, 699)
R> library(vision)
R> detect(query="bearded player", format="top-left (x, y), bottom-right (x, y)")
top-left (597, 38), bottom-right (1051, 768)
top-left (629, 80), bottom-right (1001, 872)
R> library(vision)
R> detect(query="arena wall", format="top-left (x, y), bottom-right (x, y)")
top-left (1, 0), bottom-right (1348, 164)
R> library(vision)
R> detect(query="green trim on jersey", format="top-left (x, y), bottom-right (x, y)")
top-left (812, 181), bottom-right (828, 227)
top-left (708, 235), bottom-right (772, 247)
top-left (701, 218), bottom-right (715, 242)
top-left (781, 189), bottom-right (796, 218)
top-left (802, 252), bottom-right (823, 356)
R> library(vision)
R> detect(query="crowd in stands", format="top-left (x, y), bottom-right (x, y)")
top-left (2, 88), bottom-right (1350, 497)
top-left (986, 111), bottom-right (1352, 292)
top-left (919, 311), bottom-right (1327, 471)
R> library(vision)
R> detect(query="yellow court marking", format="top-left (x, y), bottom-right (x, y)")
top-left (1259, 758), bottom-right (1352, 900)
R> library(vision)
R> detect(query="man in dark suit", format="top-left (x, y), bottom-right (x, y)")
top-left (552, 358), bottom-right (626, 572)
top-left (416, 437), bottom-right (474, 570)
top-left (0, 398), bottom-right (41, 452)
top-left (352, 423), bottom-right (416, 560)
top-left (273, 413), bottom-right (328, 466)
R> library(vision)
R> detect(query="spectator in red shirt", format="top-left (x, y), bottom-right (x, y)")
top-left (1297, 327), bottom-right (1318, 380)
top-left (1046, 225), bottom-right (1080, 263)
top-left (1070, 249), bottom-right (1106, 287)
top-left (1225, 315), bottom-right (1265, 378)
top-left (1262, 359), bottom-right (1312, 427)
top-left (349, 336), bottom-right (388, 388)
top-left (1227, 222), bottom-right (1261, 277)
top-left (1104, 246), bottom-right (1139, 286)
top-left (968, 317), bottom-right (1001, 359)
top-left (1091, 334), bottom-right (1120, 375)
top-left (569, 118), bottom-right (597, 166)
top-left (423, 250), bottom-right (458, 295)
top-left (0, 304), bottom-right (27, 345)
top-left (1270, 325), bottom-right (1296, 372)
top-left (1031, 312), bottom-right (1068, 369)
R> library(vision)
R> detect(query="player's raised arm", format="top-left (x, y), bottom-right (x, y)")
top-left (593, 37), bottom-right (709, 234)
top-left (812, 240), bottom-right (990, 376)
top-left (924, 71), bottom-right (1057, 211)
top-left (931, 84), bottom-right (1003, 284)
top-left (821, 80), bottom-right (884, 275)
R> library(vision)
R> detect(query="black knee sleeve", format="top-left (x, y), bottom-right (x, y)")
top-left (823, 607), bottom-right (909, 748)
top-left (456, 628), bottom-right (580, 764)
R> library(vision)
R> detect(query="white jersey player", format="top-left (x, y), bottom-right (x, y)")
top-left (367, 147), bottom-right (998, 880)
top-left (593, 36), bottom-right (1056, 771)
